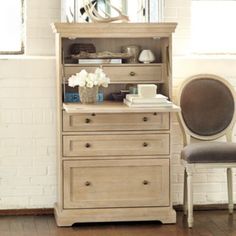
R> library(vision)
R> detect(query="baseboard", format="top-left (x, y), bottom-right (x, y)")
top-left (174, 204), bottom-right (232, 211)
top-left (0, 204), bottom-right (232, 216)
top-left (0, 208), bottom-right (54, 216)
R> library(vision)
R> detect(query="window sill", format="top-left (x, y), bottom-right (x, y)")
top-left (174, 54), bottom-right (236, 60)
top-left (0, 55), bottom-right (56, 60)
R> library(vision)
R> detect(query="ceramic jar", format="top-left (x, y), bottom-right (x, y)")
top-left (138, 49), bottom-right (155, 63)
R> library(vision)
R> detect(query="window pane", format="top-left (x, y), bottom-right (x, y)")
top-left (0, 0), bottom-right (23, 53)
top-left (191, 0), bottom-right (236, 54)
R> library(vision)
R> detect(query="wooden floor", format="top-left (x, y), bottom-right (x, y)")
top-left (0, 210), bottom-right (236, 236)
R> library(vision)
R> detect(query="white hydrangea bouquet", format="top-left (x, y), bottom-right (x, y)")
top-left (68, 68), bottom-right (110, 104)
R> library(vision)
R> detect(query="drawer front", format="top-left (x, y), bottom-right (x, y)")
top-left (103, 65), bottom-right (163, 83)
top-left (64, 65), bottom-right (163, 83)
top-left (63, 133), bottom-right (169, 157)
top-left (64, 159), bottom-right (169, 209)
top-left (63, 112), bottom-right (170, 132)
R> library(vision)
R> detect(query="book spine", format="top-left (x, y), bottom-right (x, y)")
top-left (126, 97), bottom-right (168, 104)
top-left (78, 59), bottom-right (122, 64)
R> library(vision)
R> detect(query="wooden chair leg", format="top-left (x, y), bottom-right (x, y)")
top-left (227, 168), bottom-right (234, 214)
top-left (187, 168), bottom-right (193, 228)
top-left (183, 169), bottom-right (188, 215)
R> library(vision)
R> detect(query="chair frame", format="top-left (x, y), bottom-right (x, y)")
top-left (177, 74), bottom-right (236, 228)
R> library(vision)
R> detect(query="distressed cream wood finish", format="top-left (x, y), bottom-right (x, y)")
top-left (52, 23), bottom-right (178, 226)
top-left (63, 112), bottom-right (170, 132)
top-left (63, 159), bottom-right (169, 209)
top-left (64, 64), bottom-right (164, 83)
top-left (63, 102), bottom-right (180, 113)
top-left (63, 133), bottom-right (170, 157)
top-left (51, 23), bottom-right (177, 38)
top-left (103, 65), bottom-right (164, 83)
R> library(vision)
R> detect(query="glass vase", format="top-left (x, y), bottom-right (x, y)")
top-left (79, 86), bottom-right (98, 104)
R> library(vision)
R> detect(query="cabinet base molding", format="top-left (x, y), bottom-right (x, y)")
top-left (54, 204), bottom-right (176, 227)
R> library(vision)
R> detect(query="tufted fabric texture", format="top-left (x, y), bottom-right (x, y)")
top-left (181, 142), bottom-right (236, 163)
top-left (180, 78), bottom-right (234, 136)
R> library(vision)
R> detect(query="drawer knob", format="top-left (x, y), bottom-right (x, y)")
top-left (85, 118), bottom-right (91, 123)
top-left (143, 117), bottom-right (148, 122)
top-left (143, 180), bottom-right (149, 185)
top-left (143, 142), bottom-right (148, 147)
top-left (129, 71), bottom-right (136, 76)
top-left (85, 181), bottom-right (91, 186)
top-left (85, 143), bottom-right (91, 148)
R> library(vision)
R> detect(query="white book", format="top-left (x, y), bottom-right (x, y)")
top-left (126, 94), bottom-right (168, 104)
top-left (124, 99), bottom-right (173, 107)
top-left (78, 58), bottom-right (122, 64)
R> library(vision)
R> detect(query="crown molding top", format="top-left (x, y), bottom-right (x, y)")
top-left (51, 23), bottom-right (177, 38)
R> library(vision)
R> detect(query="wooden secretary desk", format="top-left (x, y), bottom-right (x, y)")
top-left (51, 23), bottom-right (179, 226)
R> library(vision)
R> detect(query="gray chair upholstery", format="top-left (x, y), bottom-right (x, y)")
top-left (178, 74), bottom-right (236, 228)
top-left (181, 142), bottom-right (236, 163)
top-left (180, 78), bottom-right (234, 137)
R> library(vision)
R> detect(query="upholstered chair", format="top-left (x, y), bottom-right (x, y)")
top-left (178, 74), bottom-right (236, 228)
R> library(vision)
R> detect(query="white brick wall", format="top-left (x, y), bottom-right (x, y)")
top-left (25, 0), bottom-right (60, 55)
top-left (1, 0), bottom-right (236, 209)
top-left (0, 0), bottom-right (59, 209)
top-left (0, 59), bottom-right (57, 209)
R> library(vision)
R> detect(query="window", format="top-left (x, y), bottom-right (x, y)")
top-left (65, 0), bottom-right (163, 23)
top-left (0, 0), bottom-right (24, 54)
top-left (191, 0), bottom-right (236, 54)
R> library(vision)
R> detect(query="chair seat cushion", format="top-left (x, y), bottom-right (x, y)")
top-left (181, 142), bottom-right (236, 163)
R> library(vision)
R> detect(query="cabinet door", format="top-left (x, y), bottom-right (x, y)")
top-left (63, 133), bottom-right (170, 157)
top-left (63, 112), bottom-right (170, 132)
top-left (63, 159), bottom-right (169, 209)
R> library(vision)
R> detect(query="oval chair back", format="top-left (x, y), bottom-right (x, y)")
top-left (178, 74), bottom-right (236, 141)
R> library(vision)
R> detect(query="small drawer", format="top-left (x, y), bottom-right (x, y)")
top-left (63, 112), bottom-right (169, 132)
top-left (63, 65), bottom-right (164, 83)
top-left (63, 133), bottom-right (169, 157)
top-left (63, 159), bottom-right (169, 209)
top-left (103, 65), bottom-right (164, 83)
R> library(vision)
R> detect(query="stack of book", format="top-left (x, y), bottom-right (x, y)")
top-left (78, 58), bottom-right (122, 64)
top-left (124, 94), bottom-right (173, 107)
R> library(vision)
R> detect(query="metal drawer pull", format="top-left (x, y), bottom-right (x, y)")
top-left (85, 181), bottom-right (91, 186)
top-left (143, 117), bottom-right (148, 122)
top-left (85, 118), bottom-right (91, 123)
top-left (143, 142), bottom-right (148, 147)
top-left (143, 180), bottom-right (149, 185)
top-left (129, 71), bottom-right (136, 76)
top-left (85, 143), bottom-right (91, 148)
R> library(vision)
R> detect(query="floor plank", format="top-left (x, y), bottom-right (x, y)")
top-left (0, 210), bottom-right (235, 236)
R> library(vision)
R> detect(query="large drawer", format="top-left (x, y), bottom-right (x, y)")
top-left (63, 133), bottom-right (169, 157)
top-left (64, 64), bottom-right (164, 83)
top-left (63, 112), bottom-right (170, 132)
top-left (63, 159), bottom-right (169, 209)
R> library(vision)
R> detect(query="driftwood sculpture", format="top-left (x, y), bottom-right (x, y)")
top-left (83, 0), bottom-right (129, 23)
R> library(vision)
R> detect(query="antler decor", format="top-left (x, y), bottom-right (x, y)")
top-left (83, 0), bottom-right (129, 23)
